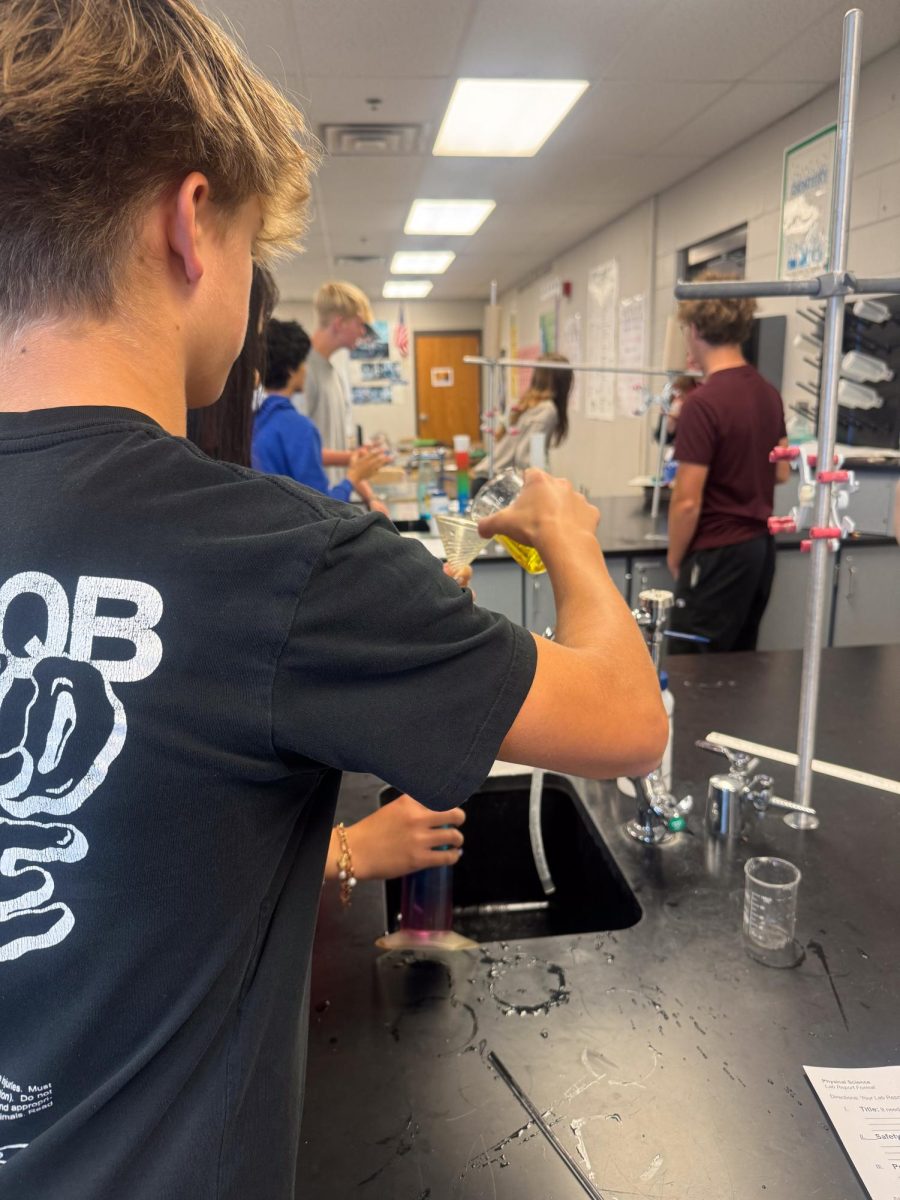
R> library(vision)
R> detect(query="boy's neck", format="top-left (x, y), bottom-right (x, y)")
top-left (700, 344), bottom-right (747, 377)
top-left (311, 327), bottom-right (339, 361)
top-left (0, 320), bottom-right (189, 435)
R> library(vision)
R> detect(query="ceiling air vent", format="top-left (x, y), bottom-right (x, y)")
top-left (321, 123), bottom-right (425, 157)
top-left (335, 255), bottom-right (385, 267)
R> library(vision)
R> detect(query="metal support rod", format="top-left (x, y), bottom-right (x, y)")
top-left (464, 355), bottom-right (696, 377)
top-left (650, 420), bottom-right (669, 524)
top-left (851, 277), bottom-right (900, 293)
top-left (792, 7), bottom-right (863, 823)
top-left (674, 279), bottom-right (822, 299)
top-left (486, 361), bottom-right (497, 479)
top-left (649, 382), bottom-right (676, 527)
top-left (484, 280), bottom-right (499, 479)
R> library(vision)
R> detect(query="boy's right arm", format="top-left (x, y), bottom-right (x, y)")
top-left (478, 471), bottom-right (668, 780)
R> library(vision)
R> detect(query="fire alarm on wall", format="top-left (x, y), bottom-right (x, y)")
top-left (562, 281), bottom-right (573, 298)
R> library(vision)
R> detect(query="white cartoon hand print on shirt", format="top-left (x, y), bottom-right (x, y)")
top-left (0, 572), bottom-right (162, 961)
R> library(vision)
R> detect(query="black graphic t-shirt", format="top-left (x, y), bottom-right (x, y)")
top-left (0, 407), bottom-right (537, 1199)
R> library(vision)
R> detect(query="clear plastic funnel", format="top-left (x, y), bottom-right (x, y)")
top-left (435, 514), bottom-right (489, 570)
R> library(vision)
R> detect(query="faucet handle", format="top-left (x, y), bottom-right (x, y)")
top-left (695, 739), bottom-right (758, 777)
top-left (745, 773), bottom-right (774, 812)
top-left (728, 750), bottom-right (755, 775)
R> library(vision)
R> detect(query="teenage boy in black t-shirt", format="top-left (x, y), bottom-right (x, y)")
top-left (667, 272), bottom-right (791, 653)
top-left (0, 3), bottom-right (665, 1198)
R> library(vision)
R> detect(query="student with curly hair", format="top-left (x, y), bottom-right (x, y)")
top-left (667, 272), bottom-right (791, 653)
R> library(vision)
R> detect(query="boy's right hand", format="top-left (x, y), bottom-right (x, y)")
top-left (475, 469), bottom-right (600, 560)
top-left (347, 446), bottom-right (388, 487)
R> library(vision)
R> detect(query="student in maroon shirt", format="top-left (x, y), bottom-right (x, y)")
top-left (667, 273), bottom-right (791, 652)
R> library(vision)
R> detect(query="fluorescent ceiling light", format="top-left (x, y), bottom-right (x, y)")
top-left (391, 251), bottom-right (456, 275)
top-left (405, 199), bottom-right (495, 236)
top-left (383, 280), bottom-right (433, 299)
top-left (434, 78), bottom-right (588, 157)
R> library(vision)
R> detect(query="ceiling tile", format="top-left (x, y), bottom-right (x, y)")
top-left (289, 0), bottom-right (477, 78)
top-left (539, 81), bottom-right (734, 161)
top-left (314, 157), bottom-right (426, 205)
top-left (751, 1), bottom-right (900, 82)
top-left (605, 0), bottom-right (846, 82)
top-left (455, 0), bottom-right (668, 77)
top-left (664, 81), bottom-right (827, 158)
top-left (302, 75), bottom-right (454, 128)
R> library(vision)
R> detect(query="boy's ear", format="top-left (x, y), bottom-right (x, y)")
top-left (167, 172), bottom-right (212, 286)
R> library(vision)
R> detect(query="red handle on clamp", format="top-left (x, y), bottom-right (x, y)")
top-left (806, 453), bottom-right (840, 468)
top-left (817, 470), bottom-right (849, 483)
top-left (810, 526), bottom-right (842, 539)
top-left (768, 516), bottom-right (796, 533)
top-left (769, 446), bottom-right (800, 462)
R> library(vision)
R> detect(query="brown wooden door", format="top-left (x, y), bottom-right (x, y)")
top-left (414, 331), bottom-right (482, 444)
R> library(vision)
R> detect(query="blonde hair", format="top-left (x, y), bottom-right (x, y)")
top-left (0, 0), bottom-right (317, 339)
top-left (314, 281), bottom-right (374, 327)
top-left (676, 269), bottom-right (756, 347)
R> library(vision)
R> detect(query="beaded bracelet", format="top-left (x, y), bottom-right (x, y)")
top-left (335, 822), bottom-right (358, 908)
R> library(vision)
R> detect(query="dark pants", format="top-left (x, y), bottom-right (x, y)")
top-left (668, 534), bottom-right (776, 654)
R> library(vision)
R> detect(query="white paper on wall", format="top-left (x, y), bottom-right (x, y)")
top-left (617, 294), bottom-right (647, 417)
top-left (561, 313), bottom-right (583, 414)
top-left (585, 260), bottom-right (618, 421)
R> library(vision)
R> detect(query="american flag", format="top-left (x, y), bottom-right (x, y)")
top-left (394, 305), bottom-right (409, 358)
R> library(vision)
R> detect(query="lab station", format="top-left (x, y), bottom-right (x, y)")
top-left (266, 4), bottom-right (900, 1196)
top-left (4, 0), bottom-right (900, 1197)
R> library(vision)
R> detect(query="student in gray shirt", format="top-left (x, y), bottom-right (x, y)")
top-left (306, 281), bottom-right (389, 513)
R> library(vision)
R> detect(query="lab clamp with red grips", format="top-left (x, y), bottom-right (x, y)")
top-left (767, 439), bottom-right (858, 553)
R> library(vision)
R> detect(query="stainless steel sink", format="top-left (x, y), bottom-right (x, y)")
top-left (381, 774), bottom-right (642, 943)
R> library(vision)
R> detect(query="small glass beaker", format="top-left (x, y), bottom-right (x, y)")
top-left (469, 469), bottom-right (546, 574)
top-left (742, 857), bottom-right (802, 968)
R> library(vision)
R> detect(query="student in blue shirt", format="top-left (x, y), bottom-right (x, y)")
top-left (252, 317), bottom-right (385, 502)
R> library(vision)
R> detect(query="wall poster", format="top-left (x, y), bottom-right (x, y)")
top-left (561, 312), bottom-right (583, 414)
top-left (778, 124), bottom-right (837, 280)
top-left (348, 320), bottom-right (407, 405)
top-left (617, 293), bottom-right (646, 417)
top-left (585, 259), bottom-right (618, 421)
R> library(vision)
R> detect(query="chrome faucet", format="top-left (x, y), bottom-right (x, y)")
top-left (626, 769), bottom-right (692, 845)
top-left (625, 589), bottom-right (693, 844)
top-left (631, 587), bottom-right (674, 673)
top-left (697, 741), bottom-right (817, 838)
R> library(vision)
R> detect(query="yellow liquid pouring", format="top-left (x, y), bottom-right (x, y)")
top-left (494, 535), bottom-right (546, 575)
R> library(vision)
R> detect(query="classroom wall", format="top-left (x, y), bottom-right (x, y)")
top-left (501, 39), bottom-right (900, 496)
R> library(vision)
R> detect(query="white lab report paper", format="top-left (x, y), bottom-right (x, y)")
top-left (804, 1065), bottom-right (900, 1199)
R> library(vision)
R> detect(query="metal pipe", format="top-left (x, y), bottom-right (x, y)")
top-left (851, 277), bottom-right (900, 294)
top-left (791, 8), bottom-right (863, 826)
top-left (464, 355), bottom-right (697, 377)
top-left (674, 279), bottom-right (822, 299)
top-left (484, 281), bottom-right (499, 478)
top-left (486, 360), bottom-right (497, 478)
top-left (650, 421), bottom-right (669, 524)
